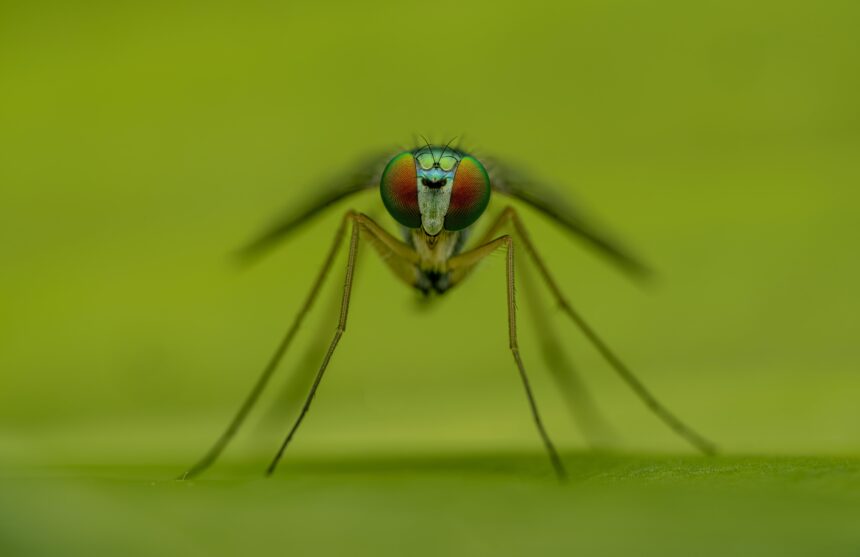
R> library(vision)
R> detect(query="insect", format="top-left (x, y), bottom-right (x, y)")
top-left (180, 139), bottom-right (716, 481)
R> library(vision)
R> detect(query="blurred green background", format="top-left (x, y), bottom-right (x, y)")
top-left (1, 0), bottom-right (859, 555)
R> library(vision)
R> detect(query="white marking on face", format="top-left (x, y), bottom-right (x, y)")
top-left (417, 181), bottom-right (453, 235)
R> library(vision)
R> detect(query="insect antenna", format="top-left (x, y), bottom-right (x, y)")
top-left (439, 135), bottom-right (458, 162)
top-left (419, 134), bottom-right (437, 164)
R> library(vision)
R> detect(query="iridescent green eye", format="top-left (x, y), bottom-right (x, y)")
top-left (416, 152), bottom-right (435, 170)
top-left (439, 156), bottom-right (457, 172)
top-left (445, 156), bottom-right (491, 231)
top-left (380, 152), bottom-right (421, 228)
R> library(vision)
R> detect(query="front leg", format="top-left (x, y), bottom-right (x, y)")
top-left (449, 236), bottom-right (568, 481)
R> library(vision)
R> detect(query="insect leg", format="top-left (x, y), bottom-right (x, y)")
top-left (520, 260), bottom-right (619, 448)
top-left (256, 265), bottom-right (345, 431)
top-left (449, 236), bottom-right (568, 481)
top-left (502, 207), bottom-right (717, 455)
top-left (264, 216), bottom-right (360, 476)
top-left (179, 212), bottom-right (354, 480)
top-left (460, 208), bottom-right (620, 447)
top-left (266, 213), bottom-right (420, 475)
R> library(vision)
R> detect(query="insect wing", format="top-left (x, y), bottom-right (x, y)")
top-left (488, 159), bottom-right (651, 278)
top-left (239, 152), bottom-right (392, 261)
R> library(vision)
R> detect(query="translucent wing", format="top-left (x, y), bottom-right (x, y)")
top-left (238, 152), bottom-right (391, 261)
top-left (487, 160), bottom-right (652, 278)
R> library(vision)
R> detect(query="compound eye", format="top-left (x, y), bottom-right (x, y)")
top-left (445, 156), bottom-right (491, 231)
top-left (380, 152), bottom-right (421, 228)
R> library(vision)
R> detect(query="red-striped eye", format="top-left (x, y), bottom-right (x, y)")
top-left (380, 152), bottom-right (421, 228)
top-left (445, 156), bottom-right (491, 231)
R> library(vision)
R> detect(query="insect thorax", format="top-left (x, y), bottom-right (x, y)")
top-left (408, 228), bottom-right (467, 294)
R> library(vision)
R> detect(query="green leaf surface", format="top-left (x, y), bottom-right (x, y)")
top-left (2, 453), bottom-right (859, 557)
